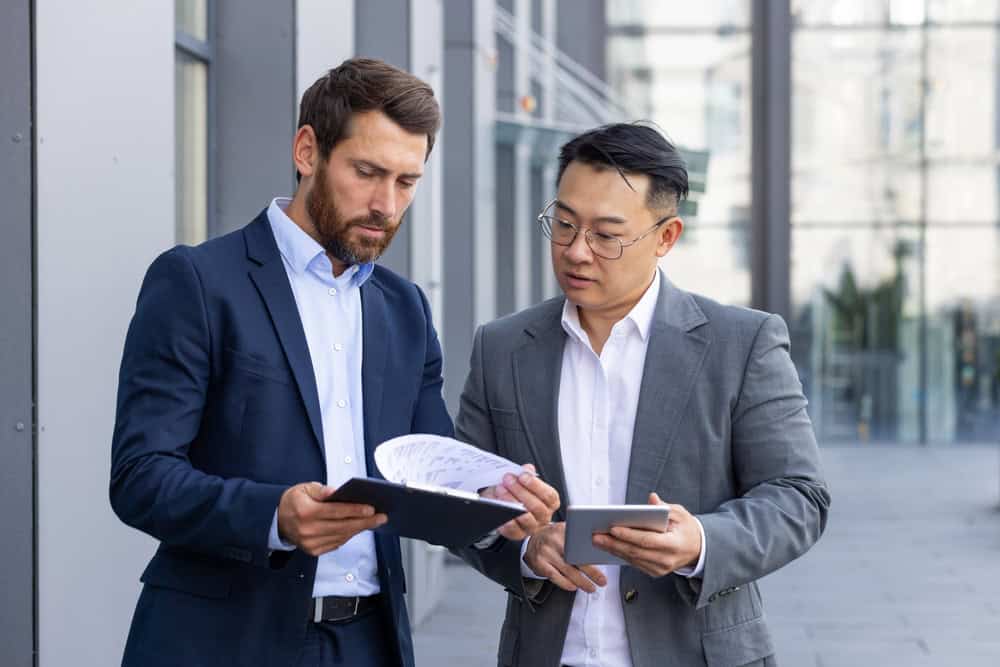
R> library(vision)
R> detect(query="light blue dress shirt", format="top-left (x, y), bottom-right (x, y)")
top-left (265, 197), bottom-right (380, 598)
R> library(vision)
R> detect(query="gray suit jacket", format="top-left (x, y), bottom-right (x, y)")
top-left (454, 277), bottom-right (830, 667)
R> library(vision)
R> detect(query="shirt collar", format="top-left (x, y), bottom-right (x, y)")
top-left (266, 197), bottom-right (374, 287)
top-left (561, 269), bottom-right (662, 345)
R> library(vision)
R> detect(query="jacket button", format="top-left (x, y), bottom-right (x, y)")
top-left (624, 589), bottom-right (638, 603)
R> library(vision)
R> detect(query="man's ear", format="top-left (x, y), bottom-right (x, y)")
top-left (292, 125), bottom-right (319, 180)
top-left (656, 217), bottom-right (684, 258)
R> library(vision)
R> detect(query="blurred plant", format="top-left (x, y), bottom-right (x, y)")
top-left (822, 239), bottom-right (911, 351)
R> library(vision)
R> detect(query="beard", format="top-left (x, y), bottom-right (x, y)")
top-left (306, 161), bottom-right (400, 265)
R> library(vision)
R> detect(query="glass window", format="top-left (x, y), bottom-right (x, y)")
top-left (928, 0), bottom-right (1000, 24)
top-left (792, 29), bottom-right (924, 226)
top-left (792, 14), bottom-right (1000, 444)
top-left (174, 0), bottom-right (211, 246)
top-left (792, 0), bottom-right (930, 27)
top-left (925, 227), bottom-right (1000, 442)
top-left (176, 0), bottom-right (208, 41)
top-left (608, 0), bottom-right (750, 29)
top-left (793, 0), bottom-right (890, 27)
top-left (790, 226), bottom-right (922, 443)
top-left (607, 14), bottom-right (752, 305)
top-left (175, 53), bottom-right (208, 246)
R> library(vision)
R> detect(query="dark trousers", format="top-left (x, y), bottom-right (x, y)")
top-left (296, 609), bottom-right (399, 667)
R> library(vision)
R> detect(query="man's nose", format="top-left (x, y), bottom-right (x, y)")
top-left (563, 228), bottom-right (594, 263)
top-left (369, 180), bottom-right (396, 220)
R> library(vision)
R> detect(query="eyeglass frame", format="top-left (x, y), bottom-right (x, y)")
top-left (536, 198), bottom-right (677, 260)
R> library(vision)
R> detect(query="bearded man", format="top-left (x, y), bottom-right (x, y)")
top-left (109, 58), bottom-right (556, 667)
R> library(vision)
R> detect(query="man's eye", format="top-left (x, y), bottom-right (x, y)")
top-left (594, 232), bottom-right (619, 241)
top-left (399, 180), bottom-right (415, 189)
top-left (356, 168), bottom-right (374, 178)
top-left (555, 220), bottom-right (574, 230)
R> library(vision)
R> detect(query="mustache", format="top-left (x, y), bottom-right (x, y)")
top-left (349, 215), bottom-right (391, 230)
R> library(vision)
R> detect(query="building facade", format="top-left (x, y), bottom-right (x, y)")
top-left (4, 1), bottom-right (1000, 665)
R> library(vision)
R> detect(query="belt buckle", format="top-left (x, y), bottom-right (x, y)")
top-left (313, 596), bottom-right (361, 623)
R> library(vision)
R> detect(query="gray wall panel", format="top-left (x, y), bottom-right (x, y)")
top-left (214, 0), bottom-right (297, 234)
top-left (557, 0), bottom-right (606, 81)
top-left (0, 1), bottom-right (35, 665)
top-left (442, 0), bottom-right (496, 412)
top-left (356, 0), bottom-right (412, 278)
top-left (495, 144), bottom-right (516, 316)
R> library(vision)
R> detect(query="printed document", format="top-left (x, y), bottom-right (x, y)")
top-left (374, 434), bottom-right (528, 495)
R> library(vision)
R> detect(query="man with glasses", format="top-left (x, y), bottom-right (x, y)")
top-left (456, 123), bottom-right (830, 667)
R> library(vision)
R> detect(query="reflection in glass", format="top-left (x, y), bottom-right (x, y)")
top-left (176, 0), bottom-right (208, 41)
top-left (607, 0), bottom-right (750, 28)
top-left (607, 21), bottom-right (751, 305)
top-left (928, 0), bottom-right (1000, 24)
top-left (925, 228), bottom-right (1000, 441)
top-left (175, 53), bottom-right (208, 246)
top-left (791, 228), bottom-right (921, 443)
top-left (793, 29), bottom-right (923, 225)
top-left (792, 14), bottom-right (1000, 444)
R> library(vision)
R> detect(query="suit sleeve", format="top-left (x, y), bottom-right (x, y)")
top-left (109, 247), bottom-right (287, 568)
top-left (693, 314), bottom-right (831, 608)
top-left (408, 284), bottom-right (454, 438)
top-left (450, 326), bottom-right (544, 604)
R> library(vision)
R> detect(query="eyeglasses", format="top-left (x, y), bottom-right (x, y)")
top-left (536, 199), bottom-right (675, 260)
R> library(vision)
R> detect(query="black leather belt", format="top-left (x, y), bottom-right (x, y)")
top-left (310, 594), bottom-right (381, 623)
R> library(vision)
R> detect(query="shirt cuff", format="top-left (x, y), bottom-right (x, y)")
top-left (268, 508), bottom-right (296, 552)
top-left (519, 536), bottom-right (546, 580)
top-left (673, 516), bottom-right (706, 578)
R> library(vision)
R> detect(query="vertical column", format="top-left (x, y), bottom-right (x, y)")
top-left (409, 0), bottom-right (446, 327)
top-left (443, 0), bottom-right (496, 411)
top-left (214, 0), bottom-right (297, 234)
top-left (750, 0), bottom-right (792, 321)
top-left (512, 0), bottom-right (533, 311)
top-left (0, 1), bottom-right (34, 665)
top-left (405, 1), bottom-right (448, 627)
top-left (35, 2), bottom-right (173, 664)
top-left (355, 0), bottom-right (412, 278)
top-left (540, 0), bottom-right (560, 301)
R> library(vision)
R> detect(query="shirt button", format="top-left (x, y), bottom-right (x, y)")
top-left (345, 573), bottom-right (355, 583)
top-left (334, 343), bottom-right (343, 352)
top-left (595, 476), bottom-right (604, 486)
top-left (337, 399), bottom-right (347, 408)
top-left (328, 287), bottom-right (337, 296)
top-left (589, 648), bottom-right (598, 658)
top-left (344, 456), bottom-right (352, 464)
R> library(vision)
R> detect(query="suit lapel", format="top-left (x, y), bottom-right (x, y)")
top-left (624, 279), bottom-right (711, 504)
top-left (360, 278), bottom-right (388, 479)
top-left (513, 303), bottom-right (571, 521)
top-left (244, 214), bottom-right (325, 460)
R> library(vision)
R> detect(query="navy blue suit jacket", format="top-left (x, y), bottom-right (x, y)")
top-left (110, 211), bottom-right (453, 666)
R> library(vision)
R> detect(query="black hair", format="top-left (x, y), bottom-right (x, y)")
top-left (556, 122), bottom-right (689, 212)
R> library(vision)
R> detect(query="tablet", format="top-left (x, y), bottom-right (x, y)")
top-left (564, 504), bottom-right (670, 566)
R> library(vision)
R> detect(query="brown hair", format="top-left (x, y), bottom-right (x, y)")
top-left (298, 58), bottom-right (441, 168)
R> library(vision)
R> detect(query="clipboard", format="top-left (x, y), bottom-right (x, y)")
top-left (328, 477), bottom-right (525, 548)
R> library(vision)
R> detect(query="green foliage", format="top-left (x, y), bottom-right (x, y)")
top-left (823, 240), bottom-right (911, 351)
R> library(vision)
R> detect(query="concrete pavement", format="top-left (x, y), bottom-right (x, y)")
top-left (413, 446), bottom-right (1000, 666)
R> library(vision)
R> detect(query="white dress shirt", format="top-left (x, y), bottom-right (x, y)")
top-left (522, 270), bottom-right (706, 667)
top-left (265, 197), bottom-right (380, 598)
